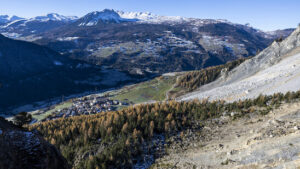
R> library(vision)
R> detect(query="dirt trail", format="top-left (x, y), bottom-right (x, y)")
top-left (154, 101), bottom-right (300, 168)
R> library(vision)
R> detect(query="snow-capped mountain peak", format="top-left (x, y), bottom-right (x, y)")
top-left (78, 9), bottom-right (136, 26)
top-left (78, 9), bottom-right (221, 26)
top-left (0, 13), bottom-right (78, 39)
top-left (90, 9), bottom-right (121, 21)
top-left (32, 13), bottom-right (78, 22)
top-left (116, 10), bottom-right (186, 23)
top-left (115, 10), bottom-right (232, 25)
top-left (116, 11), bottom-right (157, 20)
top-left (0, 15), bottom-right (24, 24)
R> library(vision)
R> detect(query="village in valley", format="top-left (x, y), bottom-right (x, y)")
top-left (35, 96), bottom-right (130, 122)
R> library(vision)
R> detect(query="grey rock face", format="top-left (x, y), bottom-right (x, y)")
top-left (181, 26), bottom-right (300, 102)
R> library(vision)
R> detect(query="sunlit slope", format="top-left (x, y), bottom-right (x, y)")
top-left (181, 26), bottom-right (300, 102)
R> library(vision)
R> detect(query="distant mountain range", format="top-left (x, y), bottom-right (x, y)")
top-left (0, 13), bottom-right (77, 39)
top-left (2, 9), bottom-right (292, 75)
top-left (0, 9), bottom-right (294, 39)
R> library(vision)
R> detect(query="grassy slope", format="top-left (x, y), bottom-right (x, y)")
top-left (31, 101), bottom-right (72, 121)
top-left (110, 75), bottom-right (177, 104)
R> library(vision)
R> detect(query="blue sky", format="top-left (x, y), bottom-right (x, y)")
top-left (0, 0), bottom-right (299, 31)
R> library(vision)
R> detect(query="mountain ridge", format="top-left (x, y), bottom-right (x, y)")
top-left (0, 9), bottom-right (294, 39)
top-left (0, 13), bottom-right (77, 39)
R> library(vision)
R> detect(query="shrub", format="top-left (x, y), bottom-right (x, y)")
top-left (12, 112), bottom-right (32, 127)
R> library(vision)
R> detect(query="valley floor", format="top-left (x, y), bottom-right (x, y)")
top-left (153, 101), bottom-right (300, 168)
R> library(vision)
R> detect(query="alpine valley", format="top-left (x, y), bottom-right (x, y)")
top-left (1, 8), bottom-right (300, 169)
top-left (0, 9), bottom-right (294, 113)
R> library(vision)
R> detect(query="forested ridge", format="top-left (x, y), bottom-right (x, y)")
top-left (175, 58), bottom-right (246, 91)
top-left (29, 91), bottom-right (300, 168)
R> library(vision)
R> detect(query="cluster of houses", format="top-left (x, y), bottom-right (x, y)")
top-left (42, 96), bottom-right (129, 121)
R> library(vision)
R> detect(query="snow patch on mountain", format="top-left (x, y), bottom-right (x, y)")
top-left (1, 32), bottom-right (22, 38)
top-left (57, 37), bottom-right (79, 41)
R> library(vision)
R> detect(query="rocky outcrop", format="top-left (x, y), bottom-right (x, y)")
top-left (224, 26), bottom-right (300, 83)
top-left (181, 26), bottom-right (300, 102)
top-left (0, 117), bottom-right (69, 169)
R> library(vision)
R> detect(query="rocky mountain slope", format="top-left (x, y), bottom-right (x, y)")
top-left (265, 28), bottom-right (296, 39)
top-left (153, 99), bottom-right (300, 168)
top-left (29, 82), bottom-right (300, 168)
top-left (181, 26), bottom-right (300, 102)
top-left (0, 117), bottom-right (69, 169)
